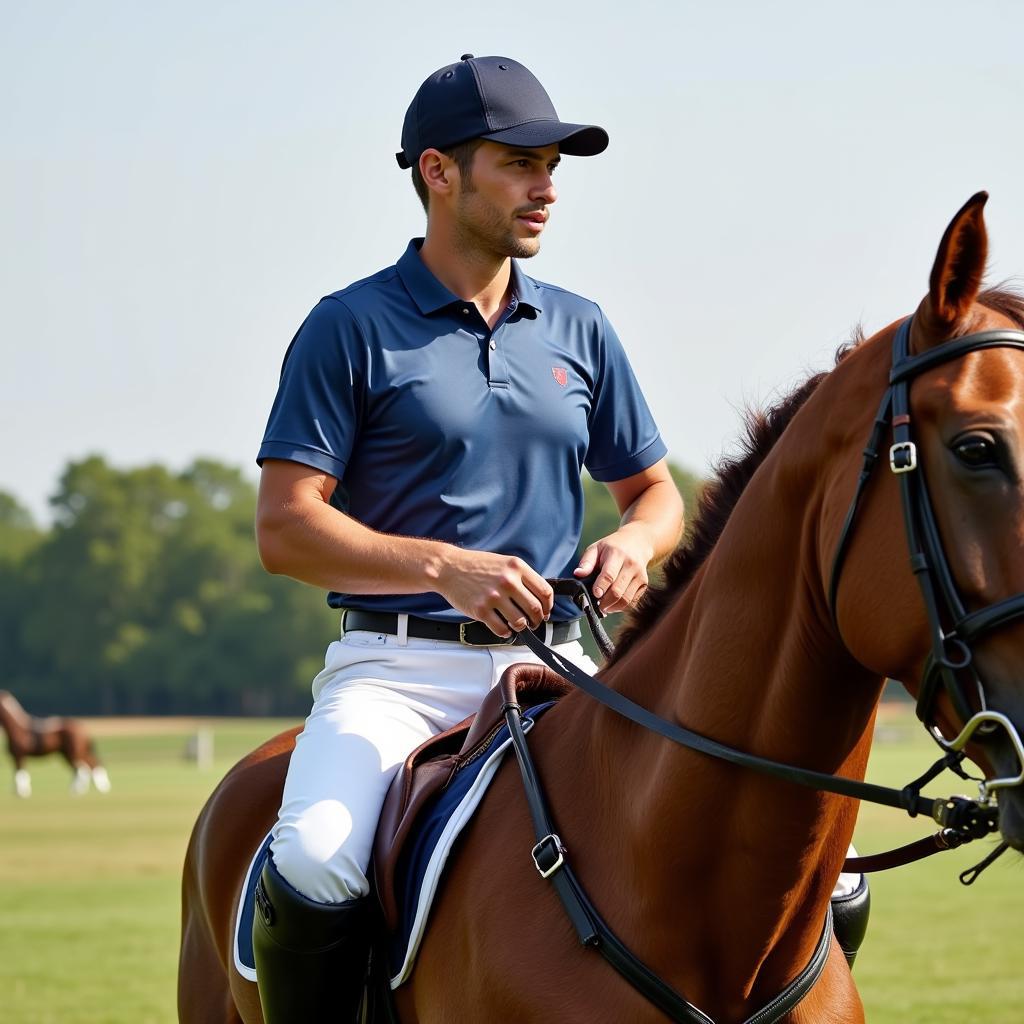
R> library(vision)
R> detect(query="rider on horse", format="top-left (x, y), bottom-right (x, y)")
top-left (251, 54), bottom-right (684, 1022)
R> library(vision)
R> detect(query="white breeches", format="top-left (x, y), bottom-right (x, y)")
top-left (269, 628), bottom-right (597, 905)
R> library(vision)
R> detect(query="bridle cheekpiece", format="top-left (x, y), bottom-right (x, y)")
top-left (828, 316), bottom-right (1024, 804)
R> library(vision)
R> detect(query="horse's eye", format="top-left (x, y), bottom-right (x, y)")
top-left (953, 436), bottom-right (999, 469)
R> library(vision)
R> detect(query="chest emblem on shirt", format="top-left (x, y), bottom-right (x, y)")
top-left (551, 366), bottom-right (568, 387)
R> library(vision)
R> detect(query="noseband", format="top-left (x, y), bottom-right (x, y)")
top-left (828, 317), bottom-right (1024, 800)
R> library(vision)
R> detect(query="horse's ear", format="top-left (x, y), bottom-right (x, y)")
top-left (917, 192), bottom-right (989, 345)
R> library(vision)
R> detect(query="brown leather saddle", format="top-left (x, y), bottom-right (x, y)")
top-left (372, 662), bottom-right (571, 931)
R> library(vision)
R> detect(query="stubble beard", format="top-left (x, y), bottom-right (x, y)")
top-left (454, 188), bottom-right (542, 261)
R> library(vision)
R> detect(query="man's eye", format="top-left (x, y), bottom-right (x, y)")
top-left (953, 436), bottom-right (999, 468)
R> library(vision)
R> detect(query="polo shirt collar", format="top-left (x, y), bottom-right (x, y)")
top-left (397, 239), bottom-right (543, 316)
top-left (509, 259), bottom-right (543, 314)
top-left (397, 239), bottom-right (459, 314)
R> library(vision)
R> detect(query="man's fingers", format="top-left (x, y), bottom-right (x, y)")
top-left (593, 552), bottom-right (624, 600)
top-left (521, 568), bottom-right (555, 619)
top-left (482, 611), bottom-right (513, 638)
top-left (501, 595), bottom-right (543, 632)
top-left (602, 578), bottom-right (646, 614)
top-left (447, 553), bottom-right (554, 635)
top-left (574, 544), bottom-right (598, 577)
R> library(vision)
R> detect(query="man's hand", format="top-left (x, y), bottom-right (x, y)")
top-left (436, 549), bottom-right (554, 638)
top-left (574, 525), bottom-right (654, 615)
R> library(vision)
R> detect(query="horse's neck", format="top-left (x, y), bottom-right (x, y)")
top-left (605, 547), bottom-right (881, 879)
top-left (0, 694), bottom-right (30, 734)
top-left (550, 418), bottom-right (882, 1010)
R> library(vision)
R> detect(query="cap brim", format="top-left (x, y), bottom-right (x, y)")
top-left (480, 120), bottom-right (608, 156)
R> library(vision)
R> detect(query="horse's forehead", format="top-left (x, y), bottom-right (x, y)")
top-left (920, 347), bottom-right (1024, 414)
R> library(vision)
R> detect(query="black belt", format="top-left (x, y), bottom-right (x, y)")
top-left (341, 610), bottom-right (582, 647)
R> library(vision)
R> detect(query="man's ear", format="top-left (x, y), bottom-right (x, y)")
top-left (419, 149), bottom-right (451, 198)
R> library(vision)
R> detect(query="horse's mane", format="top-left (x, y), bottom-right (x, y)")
top-left (609, 286), bottom-right (1024, 664)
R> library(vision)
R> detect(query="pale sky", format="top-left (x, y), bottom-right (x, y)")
top-left (4, 0), bottom-right (1024, 521)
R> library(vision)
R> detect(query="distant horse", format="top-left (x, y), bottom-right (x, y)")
top-left (0, 691), bottom-right (110, 797)
top-left (179, 193), bottom-right (1024, 1023)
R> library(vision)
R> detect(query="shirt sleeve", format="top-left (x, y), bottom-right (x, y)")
top-left (584, 307), bottom-right (668, 482)
top-left (256, 297), bottom-right (366, 479)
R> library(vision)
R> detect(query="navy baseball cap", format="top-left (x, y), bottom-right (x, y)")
top-left (396, 54), bottom-right (609, 169)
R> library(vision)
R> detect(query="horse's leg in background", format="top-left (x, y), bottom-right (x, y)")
top-left (70, 761), bottom-right (91, 794)
top-left (90, 762), bottom-right (111, 792)
top-left (79, 735), bottom-right (111, 792)
top-left (12, 753), bottom-right (31, 798)
top-left (64, 724), bottom-right (110, 793)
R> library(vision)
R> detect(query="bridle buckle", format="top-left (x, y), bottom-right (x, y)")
top-left (531, 834), bottom-right (565, 878)
top-left (889, 440), bottom-right (918, 473)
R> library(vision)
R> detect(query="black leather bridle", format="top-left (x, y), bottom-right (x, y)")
top-left (828, 317), bottom-right (1024, 800)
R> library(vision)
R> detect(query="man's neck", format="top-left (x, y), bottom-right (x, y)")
top-left (419, 228), bottom-right (513, 329)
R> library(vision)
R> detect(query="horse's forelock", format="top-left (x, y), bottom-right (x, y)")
top-left (978, 284), bottom-right (1024, 328)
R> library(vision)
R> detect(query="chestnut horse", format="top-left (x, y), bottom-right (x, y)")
top-left (179, 193), bottom-right (1024, 1023)
top-left (0, 690), bottom-right (110, 797)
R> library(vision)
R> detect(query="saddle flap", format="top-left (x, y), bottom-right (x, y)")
top-left (373, 723), bottom-right (469, 931)
top-left (373, 662), bottom-right (572, 931)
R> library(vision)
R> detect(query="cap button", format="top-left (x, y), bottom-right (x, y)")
top-left (460, 53), bottom-right (474, 60)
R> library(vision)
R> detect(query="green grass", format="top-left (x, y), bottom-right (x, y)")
top-left (0, 709), bottom-right (1020, 1023)
top-left (0, 719), bottom-right (298, 1024)
top-left (851, 715), bottom-right (1023, 1023)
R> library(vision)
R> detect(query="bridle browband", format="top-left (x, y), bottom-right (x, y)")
top-left (828, 317), bottom-right (1024, 799)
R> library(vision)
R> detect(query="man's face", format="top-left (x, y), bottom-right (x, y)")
top-left (451, 141), bottom-right (560, 259)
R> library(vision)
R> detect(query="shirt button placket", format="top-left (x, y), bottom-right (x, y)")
top-left (487, 329), bottom-right (509, 387)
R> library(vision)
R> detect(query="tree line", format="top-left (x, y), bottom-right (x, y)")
top-left (0, 457), bottom-right (702, 716)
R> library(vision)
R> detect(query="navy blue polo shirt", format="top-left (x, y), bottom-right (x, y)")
top-left (258, 239), bottom-right (667, 621)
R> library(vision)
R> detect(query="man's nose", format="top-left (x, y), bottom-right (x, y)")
top-left (531, 175), bottom-right (557, 205)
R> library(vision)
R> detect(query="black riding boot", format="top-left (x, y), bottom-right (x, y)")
top-left (252, 853), bottom-right (371, 1023)
top-left (831, 873), bottom-right (871, 968)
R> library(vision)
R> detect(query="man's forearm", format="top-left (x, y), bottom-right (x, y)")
top-left (256, 490), bottom-right (556, 637)
top-left (257, 497), bottom-right (450, 595)
top-left (617, 478), bottom-right (685, 565)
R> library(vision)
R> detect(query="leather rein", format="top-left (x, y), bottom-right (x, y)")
top-left (493, 318), bottom-right (1024, 1021)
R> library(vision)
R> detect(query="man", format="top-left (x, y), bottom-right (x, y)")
top-left (251, 54), bottom-right (684, 1022)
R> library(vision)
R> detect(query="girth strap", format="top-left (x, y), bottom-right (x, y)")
top-left (504, 698), bottom-right (832, 1024)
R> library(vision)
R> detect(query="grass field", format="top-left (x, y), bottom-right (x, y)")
top-left (0, 706), bottom-right (1020, 1023)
